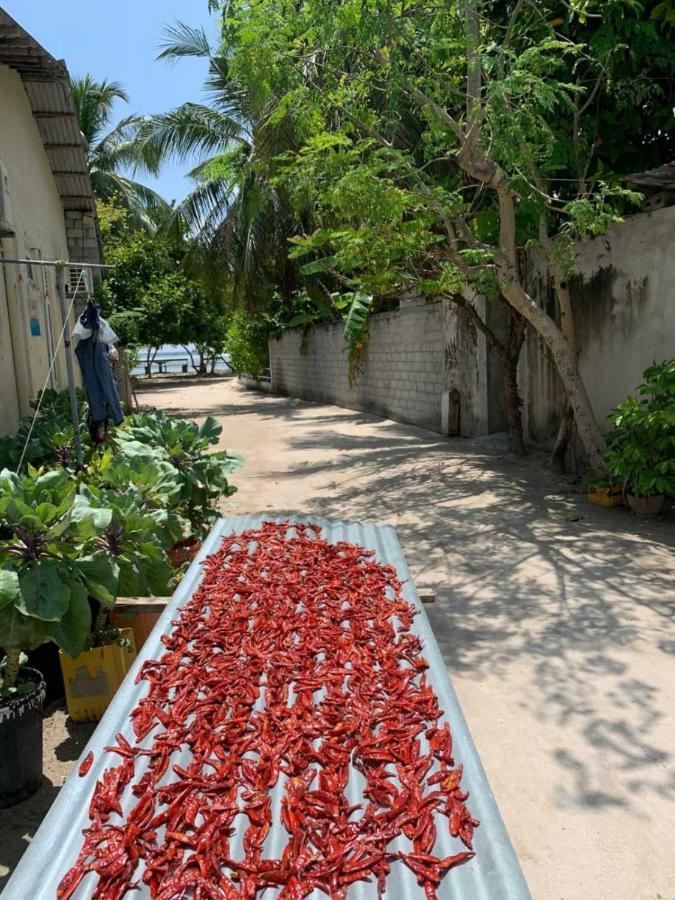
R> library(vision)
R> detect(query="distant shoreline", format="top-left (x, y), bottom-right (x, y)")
top-left (131, 344), bottom-right (231, 376)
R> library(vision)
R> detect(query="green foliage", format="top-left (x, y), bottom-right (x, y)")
top-left (342, 291), bottom-right (374, 383)
top-left (78, 487), bottom-right (173, 598)
top-left (0, 389), bottom-right (88, 473)
top-left (563, 185), bottom-right (644, 241)
top-left (225, 310), bottom-right (276, 378)
top-left (114, 412), bottom-right (242, 535)
top-left (135, 25), bottom-right (306, 312)
top-left (605, 360), bottom-right (675, 497)
top-left (82, 449), bottom-right (189, 545)
top-left (71, 75), bottom-right (167, 227)
top-left (97, 199), bottom-right (229, 365)
top-left (0, 468), bottom-right (118, 668)
top-left (651, 0), bottom-right (675, 31)
top-left (0, 391), bottom-right (242, 684)
top-left (200, 0), bottom-right (674, 355)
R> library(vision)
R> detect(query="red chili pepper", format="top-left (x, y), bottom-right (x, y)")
top-left (78, 751), bottom-right (94, 777)
top-left (58, 522), bottom-right (478, 898)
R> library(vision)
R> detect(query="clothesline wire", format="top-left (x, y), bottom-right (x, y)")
top-left (15, 268), bottom-right (88, 474)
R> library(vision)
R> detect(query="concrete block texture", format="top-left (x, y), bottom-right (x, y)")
top-left (270, 300), bottom-right (487, 436)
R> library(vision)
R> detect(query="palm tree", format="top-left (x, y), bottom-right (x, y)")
top-left (71, 75), bottom-right (168, 227)
top-left (134, 24), bottom-right (307, 309)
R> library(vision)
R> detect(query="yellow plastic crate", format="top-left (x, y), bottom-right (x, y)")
top-left (111, 611), bottom-right (161, 653)
top-left (60, 629), bottom-right (137, 722)
top-left (587, 485), bottom-right (624, 508)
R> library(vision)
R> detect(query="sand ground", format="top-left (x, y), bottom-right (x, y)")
top-left (1, 374), bottom-right (673, 899)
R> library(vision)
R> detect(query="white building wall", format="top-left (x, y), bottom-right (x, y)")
top-left (0, 64), bottom-right (72, 433)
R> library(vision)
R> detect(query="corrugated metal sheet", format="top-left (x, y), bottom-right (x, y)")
top-left (3, 516), bottom-right (531, 900)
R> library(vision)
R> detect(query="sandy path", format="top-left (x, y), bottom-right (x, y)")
top-left (0, 374), bottom-right (671, 899)
top-left (140, 375), bottom-right (675, 900)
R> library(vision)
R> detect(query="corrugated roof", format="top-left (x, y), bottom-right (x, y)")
top-left (3, 516), bottom-right (531, 899)
top-left (0, 8), bottom-right (101, 259)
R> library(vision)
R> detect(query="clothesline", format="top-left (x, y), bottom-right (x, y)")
top-left (0, 257), bottom-right (117, 469)
top-left (15, 267), bottom-right (87, 473)
top-left (0, 258), bottom-right (113, 269)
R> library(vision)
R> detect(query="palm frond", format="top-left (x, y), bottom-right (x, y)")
top-left (158, 21), bottom-right (212, 61)
top-left (135, 104), bottom-right (244, 163)
top-left (90, 171), bottom-right (169, 230)
top-left (93, 114), bottom-right (163, 176)
top-left (71, 75), bottom-right (129, 147)
top-left (178, 176), bottom-right (236, 235)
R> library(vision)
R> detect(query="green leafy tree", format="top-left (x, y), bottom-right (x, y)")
top-left (205, 0), bottom-right (674, 471)
top-left (97, 200), bottom-right (228, 373)
top-left (134, 23), bottom-right (312, 312)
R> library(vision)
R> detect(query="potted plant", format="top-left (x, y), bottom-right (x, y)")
top-left (82, 450), bottom-right (188, 649)
top-left (0, 572), bottom-right (47, 808)
top-left (605, 361), bottom-right (675, 518)
top-left (0, 468), bottom-right (125, 727)
top-left (585, 478), bottom-right (624, 508)
top-left (80, 483), bottom-right (174, 652)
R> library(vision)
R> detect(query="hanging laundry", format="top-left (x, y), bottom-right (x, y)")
top-left (87, 414), bottom-right (108, 445)
top-left (73, 299), bottom-right (117, 343)
top-left (74, 299), bottom-right (124, 430)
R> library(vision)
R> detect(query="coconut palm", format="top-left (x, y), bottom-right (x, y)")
top-left (135, 24), bottom-right (307, 308)
top-left (71, 75), bottom-right (168, 227)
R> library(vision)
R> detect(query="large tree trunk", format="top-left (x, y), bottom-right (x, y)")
top-left (495, 188), bottom-right (606, 472)
top-left (499, 273), bottom-right (606, 472)
top-left (550, 405), bottom-right (574, 473)
top-left (503, 307), bottom-right (527, 456)
top-left (405, 86), bottom-right (607, 472)
top-left (548, 258), bottom-right (577, 471)
top-left (503, 360), bottom-right (525, 456)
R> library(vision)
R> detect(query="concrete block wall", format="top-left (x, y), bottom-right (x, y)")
top-left (270, 299), bottom-right (487, 435)
top-left (270, 206), bottom-right (674, 447)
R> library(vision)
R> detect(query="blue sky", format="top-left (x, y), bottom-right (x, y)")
top-left (4, 0), bottom-right (219, 204)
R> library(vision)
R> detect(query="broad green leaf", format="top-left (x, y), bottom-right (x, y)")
top-left (17, 563), bottom-right (71, 622)
top-left (70, 495), bottom-right (113, 533)
top-left (35, 469), bottom-right (68, 492)
top-left (0, 604), bottom-right (49, 651)
top-left (75, 556), bottom-right (119, 608)
top-left (0, 570), bottom-right (20, 611)
top-left (198, 416), bottom-right (222, 445)
top-left (43, 581), bottom-right (91, 659)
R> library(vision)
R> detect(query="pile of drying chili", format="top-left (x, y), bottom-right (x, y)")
top-left (59, 522), bottom-right (478, 899)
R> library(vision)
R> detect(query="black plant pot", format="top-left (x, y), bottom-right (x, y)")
top-left (27, 642), bottom-right (65, 703)
top-left (0, 666), bottom-right (46, 808)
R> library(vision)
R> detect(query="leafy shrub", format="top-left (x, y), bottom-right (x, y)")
top-left (115, 411), bottom-right (242, 535)
top-left (225, 310), bottom-right (272, 377)
top-left (0, 393), bottom-right (242, 690)
top-left (82, 448), bottom-right (190, 546)
top-left (0, 469), bottom-right (120, 691)
top-left (605, 360), bottom-right (675, 498)
top-left (0, 389), bottom-right (88, 472)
